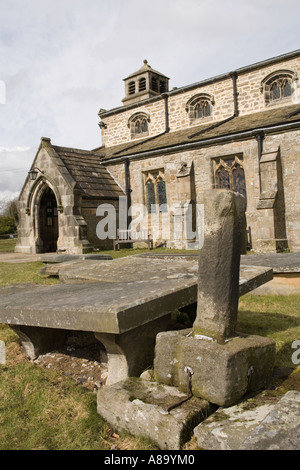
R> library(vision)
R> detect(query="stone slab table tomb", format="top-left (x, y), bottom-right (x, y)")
top-left (0, 253), bottom-right (272, 386)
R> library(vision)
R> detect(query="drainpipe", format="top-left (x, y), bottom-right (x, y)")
top-left (229, 71), bottom-right (239, 117)
top-left (124, 158), bottom-right (132, 229)
top-left (254, 131), bottom-right (265, 193)
top-left (162, 93), bottom-right (170, 133)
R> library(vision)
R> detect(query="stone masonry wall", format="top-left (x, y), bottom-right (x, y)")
top-left (100, 55), bottom-right (300, 148)
top-left (106, 128), bottom-right (300, 252)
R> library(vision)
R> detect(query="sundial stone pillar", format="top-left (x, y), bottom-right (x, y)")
top-left (193, 189), bottom-right (246, 343)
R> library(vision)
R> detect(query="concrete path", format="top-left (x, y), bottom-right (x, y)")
top-left (0, 252), bottom-right (42, 263)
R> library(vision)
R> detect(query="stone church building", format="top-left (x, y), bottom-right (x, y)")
top-left (16, 49), bottom-right (300, 254)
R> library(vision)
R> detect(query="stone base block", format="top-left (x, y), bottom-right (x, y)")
top-left (97, 378), bottom-right (216, 450)
top-left (154, 330), bottom-right (276, 407)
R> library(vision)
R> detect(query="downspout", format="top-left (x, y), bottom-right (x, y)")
top-left (189, 71), bottom-right (239, 139)
top-left (162, 93), bottom-right (170, 133)
top-left (254, 131), bottom-right (265, 193)
top-left (229, 71), bottom-right (239, 117)
top-left (124, 158), bottom-right (132, 229)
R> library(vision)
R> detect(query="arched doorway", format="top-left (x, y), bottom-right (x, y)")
top-left (39, 187), bottom-right (59, 252)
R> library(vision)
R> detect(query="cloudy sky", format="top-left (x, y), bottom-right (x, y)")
top-left (0, 0), bottom-right (300, 201)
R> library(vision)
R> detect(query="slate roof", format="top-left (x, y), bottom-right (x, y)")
top-left (53, 145), bottom-right (124, 199)
top-left (99, 103), bottom-right (300, 162)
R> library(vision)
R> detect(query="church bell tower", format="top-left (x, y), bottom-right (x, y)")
top-left (122, 60), bottom-right (169, 105)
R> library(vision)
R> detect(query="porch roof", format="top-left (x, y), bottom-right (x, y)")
top-left (53, 145), bottom-right (124, 199)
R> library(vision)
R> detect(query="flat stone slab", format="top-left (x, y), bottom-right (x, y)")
top-left (240, 252), bottom-right (300, 273)
top-left (194, 390), bottom-right (300, 450)
top-left (0, 257), bottom-right (272, 334)
top-left (43, 255), bottom-right (272, 296)
top-left (97, 378), bottom-right (217, 450)
top-left (40, 253), bottom-right (113, 263)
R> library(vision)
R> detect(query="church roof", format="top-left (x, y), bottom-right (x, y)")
top-left (123, 60), bottom-right (169, 80)
top-left (99, 103), bottom-right (300, 162)
top-left (53, 145), bottom-right (123, 199)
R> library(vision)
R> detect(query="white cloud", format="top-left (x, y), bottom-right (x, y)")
top-left (0, 146), bottom-right (35, 199)
top-left (0, 0), bottom-right (300, 198)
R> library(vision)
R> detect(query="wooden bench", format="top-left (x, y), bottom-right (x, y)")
top-left (113, 228), bottom-right (153, 251)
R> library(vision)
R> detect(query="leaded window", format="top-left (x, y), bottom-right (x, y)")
top-left (144, 169), bottom-right (167, 213)
top-left (194, 101), bottom-right (211, 119)
top-left (186, 94), bottom-right (214, 124)
top-left (270, 79), bottom-right (292, 102)
top-left (128, 113), bottom-right (150, 139)
top-left (261, 70), bottom-right (296, 106)
top-left (213, 156), bottom-right (247, 199)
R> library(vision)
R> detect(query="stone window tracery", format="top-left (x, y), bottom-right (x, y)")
top-left (128, 113), bottom-right (150, 139)
top-left (186, 94), bottom-right (214, 124)
top-left (213, 155), bottom-right (247, 199)
top-left (261, 70), bottom-right (296, 105)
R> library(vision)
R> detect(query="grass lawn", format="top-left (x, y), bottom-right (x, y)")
top-left (0, 238), bottom-right (17, 253)
top-left (0, 239), bottom-right (299, 449)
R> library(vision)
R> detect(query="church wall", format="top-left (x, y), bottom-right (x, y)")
top-left (236, 56), bottom-right (300, 115)
top-left (100, 54), bottom-right (300, 149)
top-left (101, 100), bottom-right (166, 147)
top-left (106, 127), bottom-right (300, 252)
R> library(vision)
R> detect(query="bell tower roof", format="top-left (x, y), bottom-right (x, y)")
top-left (122, 60), bottom-right (169, 105)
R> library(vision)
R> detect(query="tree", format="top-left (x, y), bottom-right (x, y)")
top-left (5, 198), bottom-right (20, 226)
top-left (0, 216), bottom-right (16, 234)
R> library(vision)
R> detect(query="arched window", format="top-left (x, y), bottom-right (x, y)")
top-left (213, 155), bottom-right (247, 199)
top-left (128, 113), bottom-right (150, 139)
top-left (144, 169), bottom-right (167, 213)
top-left (261, 70), bottom-right (296, 105)
top-left (186, 94), bottom-right (214, 124)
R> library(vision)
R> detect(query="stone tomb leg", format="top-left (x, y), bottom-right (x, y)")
top-left (11, 325), bottom-right (68, 360)
top-left (11, 315), bottom-right (171, 385)
top-left (95, 314), bottom-right (172, 385)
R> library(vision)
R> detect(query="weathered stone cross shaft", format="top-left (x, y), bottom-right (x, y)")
top-left (194, 189), bottom-right (246, 342)
top-left (153, 189), bottom-right (276, 407)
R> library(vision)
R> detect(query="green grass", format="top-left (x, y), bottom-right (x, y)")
top-left (238, 295), bottom-right (300, 369)
top-left (92, 246), bottom-right (198, 259)
top-left (0, 238), bottom-right (17, 252)
top-left (0, 325), bottom-right (158, 450)
top-left (0, 261), bottom-right (59, 286)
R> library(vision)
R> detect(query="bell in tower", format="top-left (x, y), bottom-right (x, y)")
top-left (122, 60), bottom-right (169, 105)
